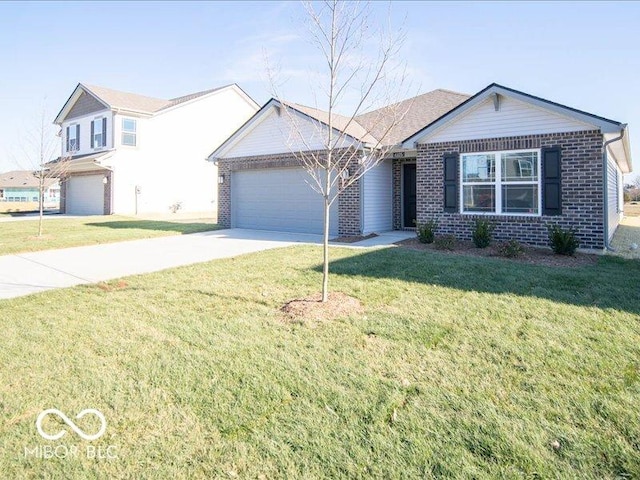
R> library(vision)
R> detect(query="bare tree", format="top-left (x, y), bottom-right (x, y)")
top-left (270, 0), bottom-right (410, 302)
top-left (13, 104), bottom-right (70, 236)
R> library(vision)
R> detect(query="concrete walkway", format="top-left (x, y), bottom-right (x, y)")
top-left (610, 216), bottom-right (640, 259)
top-left (0, 229), bottom-right (414, 300)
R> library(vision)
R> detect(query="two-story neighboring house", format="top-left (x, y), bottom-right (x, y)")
top-left (53, 83), bottom-right (259, 215)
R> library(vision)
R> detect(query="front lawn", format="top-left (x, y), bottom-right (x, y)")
top-left (0, 246), bottom-right (638, 478)
top-left (0, 215), bottom-right (220, 255)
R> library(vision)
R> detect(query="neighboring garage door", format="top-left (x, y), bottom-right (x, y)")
top-left (66, 175), bottom-right (105, 215)
top-left (233, 167), bottom-right (339, 235)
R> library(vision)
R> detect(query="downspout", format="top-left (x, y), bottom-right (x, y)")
top-left (603, 124), bottom-right (626, 251)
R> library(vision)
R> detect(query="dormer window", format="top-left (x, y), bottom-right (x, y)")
top-left (122, 118), bottom-right (137, 146)
top-left (66, 124), bottom-right (80, 152)
top-left (92, 117), bottom-right (107, 148)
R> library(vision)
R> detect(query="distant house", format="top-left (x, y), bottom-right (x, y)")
top-left (210, 83), bottom-right (632, 251)
top-left (0, 170), bottom-right (60, 207)
top-left (52, 83), bottom-right (259, 215)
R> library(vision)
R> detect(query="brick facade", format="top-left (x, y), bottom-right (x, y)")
top-left (217, 148), bottom-right (363, 236)
top-left (409, 130), bottom-right (605, 249)
top-left (217, 130), bottom-right (605, 247)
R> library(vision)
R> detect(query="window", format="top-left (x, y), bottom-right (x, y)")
top-left (461, 149), bottom-right (540, 215)
top-left (92, 117), bottom-right (106, 148)
top-left (122, 118), bottom-right (137, 146)
top-left (67, 124), bottom-right (79, 152)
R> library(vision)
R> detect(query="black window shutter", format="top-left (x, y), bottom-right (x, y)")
top-left (102, 117), bottom-right (107, 147)
top-left (66, 126), bottom-right (70, 151)
top-left (91, 121), bottom-right (95, 148)
top-left (443, 153), bottom-right (459, 213)
top-left (75, 124), bottom-right (80, 150)
top-left (542, 147), bottom-right (562, 216)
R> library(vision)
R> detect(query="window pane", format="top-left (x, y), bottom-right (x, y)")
top-left (122, 133), bottom-right (136, 146)
top-left (502, 151), bottom-right (538, 182)
top-left (123, 119), bottom-right (136, 132)
top-left (502, 185), bottom-right (538, 214)
top-left (463, 185), bottom-right (495, 212)
top-left (462, 154), bottom-right (495, 182)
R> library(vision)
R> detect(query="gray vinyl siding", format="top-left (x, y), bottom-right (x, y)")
top-left (66, 92), bottom-right (108, 120)
top-left (362, 160), bottom-right (393, 234)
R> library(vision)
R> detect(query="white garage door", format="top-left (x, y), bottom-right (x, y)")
top-left (66, 175), bottom-right (105, 215)
top-left (233, 168), bottom-right (339, 235)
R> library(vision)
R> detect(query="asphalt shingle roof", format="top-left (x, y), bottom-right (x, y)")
top-left (0, 170), bottom-right (58, 189)
top-left (285, 101), bottom-right (379, 145)
top-left (277, 89), bottom-right (470, 147)
top-left (355, 89), bottom-right (470, 146)
top-left (81, 84), bottom-right (232, 115)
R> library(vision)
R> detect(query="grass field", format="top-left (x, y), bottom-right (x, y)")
top-left (0, 245), bottom-right (639, 478)
top-left (0, 215), bottom-right (220, 255)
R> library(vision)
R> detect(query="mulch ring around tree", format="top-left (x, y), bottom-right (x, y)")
top-left (281, 292), bottom-right (363, 323)
top-left (396, 237), bottom-right (598, 268)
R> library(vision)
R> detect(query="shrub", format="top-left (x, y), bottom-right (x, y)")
top-left (434, 234), bottom-right (457, 250)
top-left (497, 239), bottom-right (525, 258)
top-left (548, 225), bottom-right (579, 256)
top-left (471, 219), bottom-right (495, 248)
top-left (416, 219), bottom-right (438, 244)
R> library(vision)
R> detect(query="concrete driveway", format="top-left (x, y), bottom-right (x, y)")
top-left (0, 229), bottom-right (322, 300)
top-left (0, 229), bottom-right (414, 300)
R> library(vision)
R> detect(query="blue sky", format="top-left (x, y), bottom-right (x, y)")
top-left (0, 1), bottom-right (638, 180)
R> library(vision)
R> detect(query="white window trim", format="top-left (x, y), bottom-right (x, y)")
top-left (67, 123), bottom-right (79, 152)
top-left (460, 148), bottom-right (542, 217)
top-left (121, 118), bottom-right (137, 147)
top-left (92, 116), bottom-right (105, 149)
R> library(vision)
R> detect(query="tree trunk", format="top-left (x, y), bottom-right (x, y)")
top-left (322, 194), bottom-right (330, 302)
top-left (38, 183), bottom-right (44, 237)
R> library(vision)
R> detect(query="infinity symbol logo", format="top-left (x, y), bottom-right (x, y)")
top-left (36, 409), bottom-right (107, 441)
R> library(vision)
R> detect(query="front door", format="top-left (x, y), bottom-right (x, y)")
top-left (403, 163), bottom-right (417, 228)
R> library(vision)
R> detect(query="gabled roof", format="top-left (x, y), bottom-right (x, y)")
top-left (401, 83), bottom-right (632, 173)
top-left (82, 84), bottom-right (172, 114)
top-left (0, 170), bottom-right (58, 189)
top-left (209, 89), bottom-right (474, 160)
top-left (356, 89), bottom-right (470, 146)
top-left (402, 83), bottom-right (627, 146)
top-left (208, 98), bottom-right (378, 160)
top-left (285, 101), bottom-right (378, 145)
top-left (55, 83), bottom-right (258, 124)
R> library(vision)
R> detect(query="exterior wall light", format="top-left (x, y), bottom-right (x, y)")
top-left (218, 174), bottom-right (225, 184)
top-left (102, 176), bottom-right (108, 184)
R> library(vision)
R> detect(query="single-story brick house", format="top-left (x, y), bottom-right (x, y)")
top-left (209, 83), bottom-right (632, 251)
top-left (0, 170), bottom-right (60, 206)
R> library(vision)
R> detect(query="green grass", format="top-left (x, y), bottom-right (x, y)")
top-left (1, 246), bottom-right (639, 478)
top-left (0, 215), bottom-right (220, 255)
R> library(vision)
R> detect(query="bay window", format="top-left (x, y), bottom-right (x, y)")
top-left (461, 149), bottom-right (540, 215)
